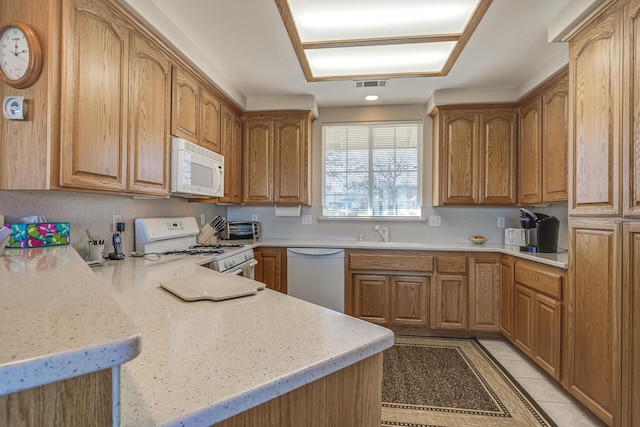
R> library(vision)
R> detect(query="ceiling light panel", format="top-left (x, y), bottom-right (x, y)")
top-left (305, 42), bottom-right (456, 77)
top-left (288, 0), bottom-right (481, 41)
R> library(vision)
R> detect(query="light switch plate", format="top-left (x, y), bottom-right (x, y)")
top-left (497, 217), bottom-right (505, 228)
top-left (302, 214), bottom-right (312, 225)
top-left (429, 216), bottom-right (441, 226)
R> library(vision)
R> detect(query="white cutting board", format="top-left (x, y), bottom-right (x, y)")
top-left (160, 268), bottom-right (266, 301)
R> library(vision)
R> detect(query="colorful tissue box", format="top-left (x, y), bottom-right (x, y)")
top-left (3, 222), bottom-right (70, 248)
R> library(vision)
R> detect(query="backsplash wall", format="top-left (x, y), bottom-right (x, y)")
top-left (0, 190), bottom-right (226, 259)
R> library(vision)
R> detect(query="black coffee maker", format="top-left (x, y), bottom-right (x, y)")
top-left (519, 208), bottom-right (560, 253)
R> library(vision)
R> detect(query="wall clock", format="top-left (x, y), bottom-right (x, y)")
top-left (0, 21), bottom-right (43, 89)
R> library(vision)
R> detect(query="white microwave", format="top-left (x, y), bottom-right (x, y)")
top-left (170, 137), bottom-right (224, 198)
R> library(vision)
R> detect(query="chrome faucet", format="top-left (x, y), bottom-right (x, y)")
top-left (374, 225), bottom-right (389, 242)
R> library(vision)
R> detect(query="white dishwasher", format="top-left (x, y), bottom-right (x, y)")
top-left (286, 248), bottom-right (345, 313)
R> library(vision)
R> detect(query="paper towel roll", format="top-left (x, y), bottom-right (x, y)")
top-left (274, 205), bottom-right (301, 217)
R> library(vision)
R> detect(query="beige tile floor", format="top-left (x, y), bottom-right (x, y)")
top-left (478, 337), bottom-right (606, 426)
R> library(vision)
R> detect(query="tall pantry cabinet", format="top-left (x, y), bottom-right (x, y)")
top-left (565, 0), bottom-right (640, 425)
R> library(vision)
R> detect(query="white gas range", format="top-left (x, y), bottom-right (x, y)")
top-left (134, 217), bottom-right (257, 277)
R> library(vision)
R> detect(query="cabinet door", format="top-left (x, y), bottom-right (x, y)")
top-left (534, 292), bottom-right (561, 381)
top-left (254, 247), bottom-right (286, 293)
top-left (171, 67), bottom-right (199, 141)
top-left (623, 221), bottom-right (640, 426)
top-left (542, 75), bottom-right (569, 203)
top-left (127, 33), bottom-right (171, 196)
top-left (274, 116), bottom-right (308, 204)
top-left (569, 219), bottom-right (621, 425)
top-left (469, 257), bottom-right (500, 331)
top-left (569, 5), bottom-right (622, 216)
top-left (513, 284), bottom-right (534, 357)
top-left (432, 275), bottom-right (467, 329)
top-left (479, 110), bottom-right (517, 205)
top-left (220, 106), bottom-right (242, 204)
top-left (200, 90), bottom-right (221, 153)
top-left (626, 3), bottom-right (640, 217)
top-left (353, 274), bottom-right (390, 324)
top-left (440, 112), bottom-right (478, 205)
top-left (60, 0), bottom-right (129, 191)
top-left (519, 98), bottom-right (543, 204)
top-left (500, 257), bottom-right (515, 341)
top-left (243, 119), bottom-right (273, 203)
top-left (390, 276), bottom-right (428, 326)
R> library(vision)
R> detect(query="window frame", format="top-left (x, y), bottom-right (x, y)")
top-left (321, 120), bottom-right (424, 220)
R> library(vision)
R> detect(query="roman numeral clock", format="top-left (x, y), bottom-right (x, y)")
top-left (0, 21), bottom-right (43, 120)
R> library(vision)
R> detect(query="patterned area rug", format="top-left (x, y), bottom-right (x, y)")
top-left (382, 336), bottom-right (556, 427)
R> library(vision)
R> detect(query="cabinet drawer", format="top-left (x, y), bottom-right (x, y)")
top-left (436, 256), bottom-right (467, 273)
top-left (349, 253), bottom-right (434, 272)
top-left (514, 263), bottom-right (562, 299)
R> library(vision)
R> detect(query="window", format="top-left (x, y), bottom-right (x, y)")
top-left (323, 121), bottom-right (422, 218)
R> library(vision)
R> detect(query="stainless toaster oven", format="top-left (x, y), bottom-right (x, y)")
top-left (222, 221), bottom-right (261, 240)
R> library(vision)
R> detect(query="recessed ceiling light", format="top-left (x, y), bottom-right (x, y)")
top-left (364, 95), bottom-right (379, 101)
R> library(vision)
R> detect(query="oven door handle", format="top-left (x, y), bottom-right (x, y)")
top-left (227, 259), bottom-right (258, 276)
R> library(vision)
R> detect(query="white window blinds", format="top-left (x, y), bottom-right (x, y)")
top-left (323, 121), bottom-right (421, 218)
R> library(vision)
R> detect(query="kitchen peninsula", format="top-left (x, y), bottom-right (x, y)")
top-left (0, 245), bottom-right (394, 426)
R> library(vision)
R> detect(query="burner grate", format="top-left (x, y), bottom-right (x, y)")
top-left (190, 243), bottom-right (245, 250)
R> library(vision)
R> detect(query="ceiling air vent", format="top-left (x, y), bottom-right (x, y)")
top-left (353, 80), bottom-right (389, 88)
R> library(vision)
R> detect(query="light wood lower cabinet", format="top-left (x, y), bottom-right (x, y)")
top-left (353, 274), bottom-right (391, 324)
top-left (254, 247), bottom-right (287, 294)
top-left (390, 276), bottom-right (429, 326)
top-left (469, 257), bottom-right (500, 331)
top-left (513, 284), bottom-right (535, 356)
top-left (499, 256), bottom-right (516, 341)
top-left (432, 274), bottom-right (467, 330)
top-left (623, 221), bottom-right (640, 427)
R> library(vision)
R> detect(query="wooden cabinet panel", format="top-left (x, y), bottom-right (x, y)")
top-left (626, 1), bottom-right (640, 218)
top-left (127, 33), bottom-right (171, 196)
top-left (469, 257), bottom-right (500, 331)
top-left (390, 276), bottom-right (429, 326)
top-left (514, 262), bottom-right (562, 299)
top-left (569, 6), bottom-right (621, 216)
top-left (542, 74), bottom-right (569, 202)
top-left (480, 111), bottom-right (518, 205)
top-left (433, 275), bottom-right (467, 330)
top-left (569, 220), bottom-right (621, 425)
top-left (60, 0), bottom-right (129, 191)
top-left (349, 252), bottom-right (433, 272)
top-left (534, 292), bottom-right (561, 380)
top-left (220, 105), bottom-right (242, 204)
top-left (200, 90), bottom-right (222, 153)
top-left (353, 274), bottom-right (389, 324)
top-left (435, 255), bottom-right (467, 273)
top-left (171, 67), bottom-right (199, 142)
top-left (244, 119), bottom-right (273, 203)
top-left (513, 284), bottom-right (535, 357)
top-left (519, 98), bottom-right (543, 204)
top-left (440, 112), bottom-right (478, 204)
top-left (500, 257), bottom-right (515, 341)
top-left (274, 117), bottom-right (306, 203)
top-left (623, 221), bottom-right (640, 426)
top-left (254, 247), bottom-right (286, 293)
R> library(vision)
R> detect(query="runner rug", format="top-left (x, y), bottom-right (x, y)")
top-left (381, 336), bottom-right (556, 427)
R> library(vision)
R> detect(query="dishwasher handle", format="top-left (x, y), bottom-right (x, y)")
top-left (287, 248), bottom-right (345, 257)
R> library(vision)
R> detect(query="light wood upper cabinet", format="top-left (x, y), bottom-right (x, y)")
top-left (243, 111), bottom-right (313, 205)
top-left (220, 105), bottom-right (242, 204)
top-left (518, 71), bottom-right (569, 205)
top-left (569, 5), bottom-right (621, 216)
top-left (171, 67), bottom-right (199, 142)
top-left (127, 33), bottom-right (171, 196)
top-left (432, 106), bottom-right (517, 206)
top-left (625, 0), bottom-right (640, 218)
top-left (60, 0), bottom-right (130, 191)
top-left (170, 66), bottom-right (223, 154)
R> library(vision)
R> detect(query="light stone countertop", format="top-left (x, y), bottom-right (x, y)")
top-left (0, 245), bottom-right (142, 396)
top-left (248, 239), bottom-right (569, 269)
top-left (92, 255), bottom-right (394, 427)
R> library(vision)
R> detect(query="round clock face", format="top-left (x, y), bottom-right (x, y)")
top-left (0, 26), bottom-right (30, 80)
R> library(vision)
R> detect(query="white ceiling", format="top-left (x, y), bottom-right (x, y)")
top-left (121, 0), bottom-right (571, 108)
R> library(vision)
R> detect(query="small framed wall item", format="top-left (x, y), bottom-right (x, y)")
top-left (0, 21), bottom-right (43, 89)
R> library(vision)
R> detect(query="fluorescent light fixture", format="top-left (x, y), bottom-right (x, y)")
top-left (364, 95), bottom-right (379, 101)
top-left (275, 0), bottom-right (492, 81)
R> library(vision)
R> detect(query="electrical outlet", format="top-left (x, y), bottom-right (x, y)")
top-left (497, 217), bottom-right (505, 228)
top-left (200, 214), bottom-right (206, 226)
top-left (429, 215), bottom-right (441, 226)
top-left (251, 214), bottom-right (258, 221)
top-left (302, 214), bottom-right (312, 225)
top-left (112, 214), bottom-right (123, 232)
